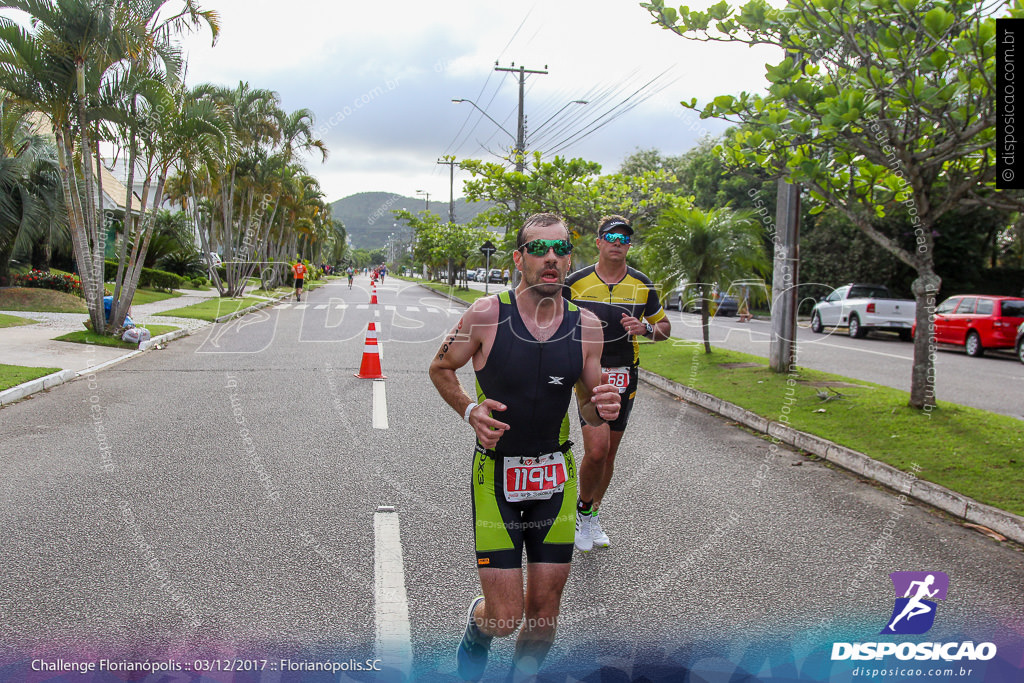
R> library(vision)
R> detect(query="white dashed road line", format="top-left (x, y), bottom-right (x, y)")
top-left (372, 379), bottom-right (389, 430)
top-left (374, 506), bottom-right (412, 677)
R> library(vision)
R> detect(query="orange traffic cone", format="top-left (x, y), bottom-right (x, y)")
top-left (370, 283), bottom-right (378, 305)
top-left (355, 322), bottom-right (386, 379)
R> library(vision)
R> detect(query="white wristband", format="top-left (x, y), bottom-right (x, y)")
top-left (463, 402), bottom-right (478, 423)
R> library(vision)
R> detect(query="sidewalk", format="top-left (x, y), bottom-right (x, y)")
top-left (1, 283), bottom-right (300, 405)
top-left (1, 288), bottom-right (223, 375)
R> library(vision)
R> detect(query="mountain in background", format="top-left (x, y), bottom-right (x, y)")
top-left (329, 192), bottom-right (498, 249)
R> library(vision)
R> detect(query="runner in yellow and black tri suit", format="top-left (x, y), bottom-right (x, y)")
top-left (564, 215), bottom-right (672, 552)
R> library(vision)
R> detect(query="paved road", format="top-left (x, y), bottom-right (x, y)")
top-left (1, 278), bottom-right (1022, 681)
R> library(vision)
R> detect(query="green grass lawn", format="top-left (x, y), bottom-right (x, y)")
top-left (0, 287), bottom-right (88, 313)
top-left (640, 342), bottom-right (1024, 516)
top-left (154, 296), bottom-right (266, 322)
top-left (417, 280), bottom-right (491, 304)
top-left (0, 312), bottom-right (36, 328)
top-left (112, 287), bottom-right (182, 306)
top-left (0, 285), bottom-right (181, 314)
top-left (251, 286), bottom-right (292, 297)
top-left (54, 324), bottom-right (180, 349)
top-left (0, 363), bottom-right (62, 391)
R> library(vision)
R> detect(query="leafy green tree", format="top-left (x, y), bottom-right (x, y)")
top-left (461, 153), bottom-right (680, 241)
top-left (644, 0), bottom-right (1014, 409)
top-left (643, 204), bottom-right (769, 353)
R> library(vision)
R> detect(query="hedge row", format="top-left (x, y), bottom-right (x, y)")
top-left (103, 261), bottom-right (185, 291)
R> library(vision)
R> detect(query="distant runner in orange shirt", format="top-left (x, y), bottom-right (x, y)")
top-left (292, 260), bottom-right (307, 302)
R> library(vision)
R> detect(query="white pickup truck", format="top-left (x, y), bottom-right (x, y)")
top-left (810, 283), bottom-right (916, 340)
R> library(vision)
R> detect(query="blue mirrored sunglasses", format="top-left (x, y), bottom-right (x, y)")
top-left (602, 232), bottom-right (631, 245)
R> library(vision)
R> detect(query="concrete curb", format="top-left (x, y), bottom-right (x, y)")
top-left (415, 283), bottom-right (472, 309)
top-left (638, 367), bottom-right (1024, 545)
top-left (0, 369), bottom-right (77, 406)
top-left (212, 294), bottom-right (286, 323)
top-left (139, 327), bottom-right (188, 351)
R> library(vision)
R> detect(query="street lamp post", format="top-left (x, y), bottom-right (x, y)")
top-left (415, 190), bottom-right (430, 212)
top-left (534, 99), bottom-right (588, 134)
top-left (451, 99), bottom-right (516, 145)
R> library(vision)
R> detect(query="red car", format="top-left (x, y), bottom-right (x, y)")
top-left (918, 295), bottom-right (1024, 357)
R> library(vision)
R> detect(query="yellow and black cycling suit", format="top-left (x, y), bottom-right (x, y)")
top-left (565, 264), bottom-right (666, 431)
top-left (471, 290), bottom-right (582, 569)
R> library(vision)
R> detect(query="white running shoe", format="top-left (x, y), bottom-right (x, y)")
top-left (591, 511), bottom-right (610, 548)
top-left (575, 510), bottom-right (594, 552)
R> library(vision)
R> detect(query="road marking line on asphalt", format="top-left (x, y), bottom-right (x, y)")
top-left (374, 507), bottom-right (412, 677)
top-left (278, 303), bottom-right (292, 309)
top-left (357, 304), bottom-right (369, 310)
top-left (372, 379), bottom-right (389, 429)
top-left (407, 306), bottom-right (420, 312)
top-left (334, 304), bottom-right (348, 309)
top-left (294, 304), bottom-right (308, 310)
top-left (314, 304), bottom-right (327, 309)
top-left (385, 305), bottom-right (396, 311)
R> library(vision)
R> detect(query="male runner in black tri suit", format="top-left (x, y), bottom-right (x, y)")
top-left (429, 212), bottom-right (620, 681)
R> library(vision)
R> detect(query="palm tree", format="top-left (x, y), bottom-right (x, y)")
top-left (0, 95), bottom-right (63, 283)
top-left (192, 81), bottom-right (281, 296)
top-left (0, 0), bottom-right (218, 332)
top-left (644, 204), bottom-right (769, 353)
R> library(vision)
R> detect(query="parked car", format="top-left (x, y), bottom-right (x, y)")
top-left (665, 283), bottom-right (737, 316)
top-left (914, 295), bottom-right (1024, 357)
top-left (488, 268), bottom-right (503, 283)
top-left (1016, 321), bottom-right (1024, 364)
top-left (811, 283), bottom-right (916, 340)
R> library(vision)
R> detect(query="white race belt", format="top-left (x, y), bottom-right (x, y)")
top-left (503, 452), bottom-right (568, 502)
top-left (603, 366), bottom-right (631, 394)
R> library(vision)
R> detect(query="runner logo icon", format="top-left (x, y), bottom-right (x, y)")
top-left (881, 571), bottom-right (949, 635)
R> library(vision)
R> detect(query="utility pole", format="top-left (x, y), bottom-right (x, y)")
top-left (494, 62), bottom-right (548, 173)
top-left (494, 62), bottom-right (547, 245)
top-left (437, 156), bottom-right (457, 223)
top-left (769, 51), bottom-right (803, 375)
top-left (769, 180), bottom-right (800, 373)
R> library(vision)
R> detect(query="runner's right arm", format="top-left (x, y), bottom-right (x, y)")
top-left (428, 297), bottom-right (509, 449)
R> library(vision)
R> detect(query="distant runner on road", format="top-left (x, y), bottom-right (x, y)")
top-left (565, 215), bottom-right (671, 552)
top-left (429, 212), bottom-right (620, 681)
top-left (292, 259), bottom-right (307, 302)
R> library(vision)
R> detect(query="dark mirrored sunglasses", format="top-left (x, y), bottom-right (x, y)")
top-left (602, 232), bottom-right (631, 245)
top-left (519, 239), bottom-right (573, 256)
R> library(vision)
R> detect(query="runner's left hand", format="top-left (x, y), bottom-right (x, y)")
top-left (620, 313), bottom-right (645, 336)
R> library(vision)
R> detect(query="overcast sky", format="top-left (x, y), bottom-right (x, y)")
top-left (182, 1), bottom-right (780, 203)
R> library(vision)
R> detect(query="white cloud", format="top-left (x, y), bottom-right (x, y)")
top-left (173, 0), bottom-right (780, 202)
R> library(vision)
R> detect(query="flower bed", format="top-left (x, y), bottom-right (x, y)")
top-left (11, 270), bottom-right (83, 297)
